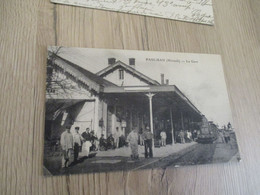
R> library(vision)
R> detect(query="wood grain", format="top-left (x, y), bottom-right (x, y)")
top-left (1, 0), bottom-right (260, 194)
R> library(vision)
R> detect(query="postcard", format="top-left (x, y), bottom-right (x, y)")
top-left (50, 0), bottom-right (214, 25)
top-left (44, 46), bottom-right (240, 176)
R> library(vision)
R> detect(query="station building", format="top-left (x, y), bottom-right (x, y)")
top-left (45, 52), bottom-right (202, 144)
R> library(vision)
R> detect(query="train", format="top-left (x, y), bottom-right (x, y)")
top-left (197, 116), bottom-right (218, 144)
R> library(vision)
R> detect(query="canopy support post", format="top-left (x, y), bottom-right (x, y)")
top-left (170, 107), bottom-right (175, 145)
top-left (146, 93), bottom-right (155, 149)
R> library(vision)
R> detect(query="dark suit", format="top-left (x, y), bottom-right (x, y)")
top-left (143, 131), bottom-right (153, 158)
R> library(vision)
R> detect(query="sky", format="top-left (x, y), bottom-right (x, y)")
top-left (49, 46), bottom-right (233, 127)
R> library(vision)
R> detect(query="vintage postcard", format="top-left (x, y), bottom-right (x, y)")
top-left (50, 0), bottom-right (214, 25)
top-left (44, 47), bottom-right (240, 176)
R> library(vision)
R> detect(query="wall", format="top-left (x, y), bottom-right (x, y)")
top-left (70, 101), bottom-right (95, 135)
top-left (103, 69), bottom-right (149, 86)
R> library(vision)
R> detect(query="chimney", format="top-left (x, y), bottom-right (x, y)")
top-left (129, 58), bottom-right (135, 68)
top-left (161, 74), bottom-right (164, 85)
top-left (166, 79), bottom-right (169, 85)
top-left (108, 58), bottom-right (116, 65)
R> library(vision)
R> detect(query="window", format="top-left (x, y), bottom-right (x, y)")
top-left (119, 69), bottom-right (124, 80)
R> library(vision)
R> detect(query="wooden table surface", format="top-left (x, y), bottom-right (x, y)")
top-left (1, 0), bottom-right (260, 194)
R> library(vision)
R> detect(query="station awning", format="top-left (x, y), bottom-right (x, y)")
top-left (103, 85), bottom-right (201, 119)
top-left (45, 99), bottom-right (88, 120)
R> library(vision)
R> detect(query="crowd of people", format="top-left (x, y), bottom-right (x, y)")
top-left (60, 125), bottom-right (198, 168)
top-left (218, 123), bottom-right (232, 144)
top-left (59, 125), bottom-right (157, 167)
top-left (99, 132), bottom-right (127, 151)
top-left (60, 126), bottom-right (98, 168)
top-left (60, 124), bottom-right (233, 168)
top-left (176, 130), bottom-right (198, 144)
top-left (60, 126), bottom-right (130, 168)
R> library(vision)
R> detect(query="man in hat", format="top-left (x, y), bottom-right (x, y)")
top-left (60, 126), bottom-right (74, 168)
top-left (73, 126), bottom-right (83, 162)
top-left (127, 128), bottom-right (139, 160)
top-left (143, 126), bottom-right (153, 158)
top-left (81, 128), bottom-right (91, 141)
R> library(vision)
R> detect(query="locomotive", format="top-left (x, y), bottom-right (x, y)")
top-left (197, 115), bottom-right (218, 144)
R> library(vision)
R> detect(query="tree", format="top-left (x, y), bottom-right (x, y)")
top-left (46, 46), bottom-right (87, 99)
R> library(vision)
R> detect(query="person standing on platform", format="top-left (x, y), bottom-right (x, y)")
top-left (81, 128), bottom-right (91, 141)
top-left (60, 126), bottom-right (74, 168)
top-left (192, 130), bottom-right (198, 141)
top-left (160, 130), bottom-right (167, 146)
top-left (127, 128), bottom-right (139, 160)
top-left (73, 126), bottom-right (83, 162)
top-left (224, 130), bottom-right (230, 144)
top-left (114, 127), bottom-right (120, 148)
top-left (81, 128), bottom-right (92, 157)
top-left (179, 130), bottom-right (185, 144)
top-left (187, 131), bottom-right (192, 142)
top-left (227, 122), bottom-right (232, 130)
top-left (143, 126), bottom-right (153, 158)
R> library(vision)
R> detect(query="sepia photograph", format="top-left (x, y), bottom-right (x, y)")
top-left (43, 47), bottom-right (240, 176)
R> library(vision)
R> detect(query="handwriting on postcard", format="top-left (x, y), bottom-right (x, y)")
top-left (51, 0), bottom-right (214, 25)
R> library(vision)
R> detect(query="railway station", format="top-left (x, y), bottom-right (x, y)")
top-left (45, 52), bottom-right (203, 144)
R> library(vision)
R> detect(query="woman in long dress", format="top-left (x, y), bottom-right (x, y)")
top-left (127, 128), bottom-right (139, 160)
top-left (81, 140), bottom-right (92, 157)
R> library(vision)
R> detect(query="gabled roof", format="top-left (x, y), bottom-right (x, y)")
top-left (48, 52), bottom-right (117, 93)
top-left (96, 60), bottom-right (160, 86)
